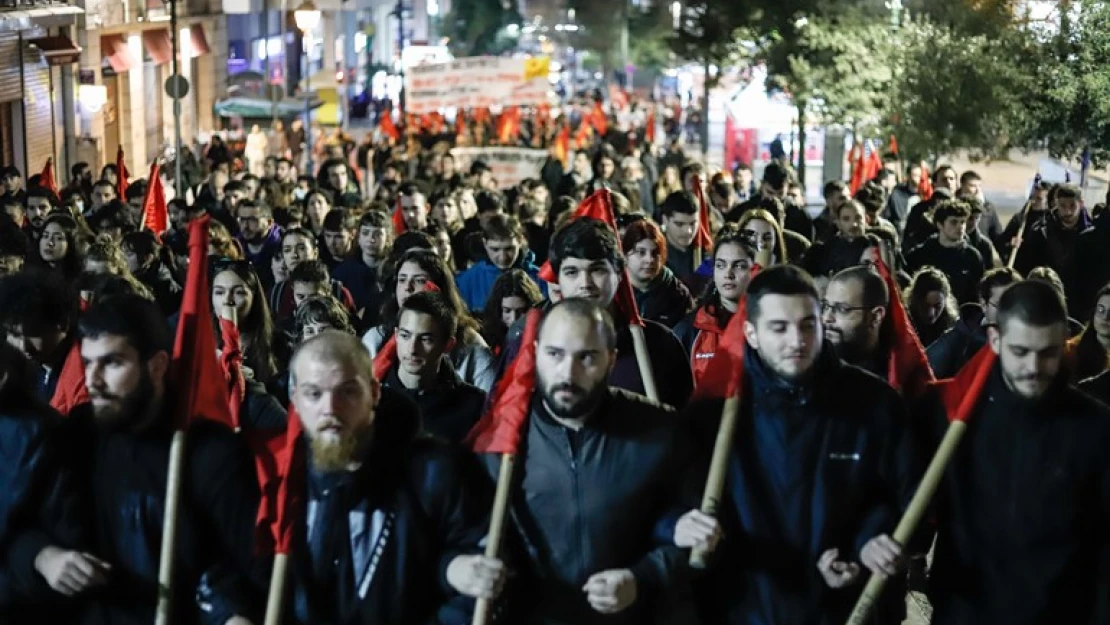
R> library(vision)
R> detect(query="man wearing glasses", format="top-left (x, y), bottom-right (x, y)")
top-left (927, 267), bottom-right (1021, 378)
top-left (821, 265), bottom-right (892, 378)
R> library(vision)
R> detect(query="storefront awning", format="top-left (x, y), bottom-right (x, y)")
top-left (29, 34), bottom-right (81, 65)
top-left (185, 24), bottom-right (210, 59)
top-left (101, 34), bottom-right (140, 73)
top-left (142, 28), bottom-right (172, 65)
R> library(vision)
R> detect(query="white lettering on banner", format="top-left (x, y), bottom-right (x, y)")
top-left (405, 56), bottom-right (550, 114)
top-left (450, 147), bottom-right (549, 188)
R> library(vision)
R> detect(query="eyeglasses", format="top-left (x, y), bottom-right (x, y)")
top-left (1095, 305), bottom-right (1110, 320)
top-left (821, 301), bottom-right (869, 316)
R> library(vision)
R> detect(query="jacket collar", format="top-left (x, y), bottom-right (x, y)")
top-left (693, 304), bottom-right (730, 333)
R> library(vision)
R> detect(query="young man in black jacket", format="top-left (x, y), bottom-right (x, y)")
top-left (915, 280), bottom-right (1110, 625)
top-left (926, 267), bottom-right (1019, 378)
top-left (380, 291), bottom-right (485, 443)
top-left (287, 331), bottom-right (502, 624)
top-left (905, 199), bottom-right (984, 305)
top-left (673, 265), bottom-right (917, 625)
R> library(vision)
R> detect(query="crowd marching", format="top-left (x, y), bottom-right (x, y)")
top-left (0, 95), bottom-right (1106, 625)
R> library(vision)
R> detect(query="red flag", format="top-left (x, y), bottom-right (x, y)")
top-left (935, 345), bottom-right (995, 423)
top-left (554, 124), bottom-right (570, 168)
top-left (219, 317), bottom-right (246, 430)
top-left (50, 343), bottom-right (90, 416)
top-left (918, 162), bottom-right (934, 201)
top-left (537, 190), bottom-right (643, 326)
top-left (888, 134), bottom-right (899, 156)
top-left (252, 405), bottom-right (304, 554)
top-left (497, 107), bottom-right (520, 144)
top-left (590, 102), bottom-right (608, 138)
top-left (455, 110), bottom-right (467, 141)
top-left (863, 143), bottom-right (883, 184)
top-left (694, 264), bottom-right (762, 399)
top-left (379, 111), bottom-right (400, 142)
top-left (141, 162), bottom-right (168, 234)
top-left (40, 158), bottom-right (59, 198)
top-left (645, 110), bottom-right (656, 144)
top-left (574, 122), bottom-right (592, 150)
top-left (392, 198), bottom-right (407, 235)
top-left (870, 249), bottom-right (935, 399)
top-left (171, 216), bottom-right (235, 430)
top-left (848, 144), bottom-right (865, 195)
top-left (474, 107), bottom-right (491, 126)
top-left (691, 175), bottom-right (714, 252)
top-left (116, 146), bottom-right (130, 201)
top-left (467, 309), bottom-right (542, 454)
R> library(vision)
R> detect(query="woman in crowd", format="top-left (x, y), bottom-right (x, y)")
top-left (303, 189), bottom-right (333, 235)
top-left (480, 268), bottom-right (544, 355)
top-left (210, 258), bottom-right (280, 389)
top-left (905, 266), bottom-right (959, 348)
top-left (737, 208), bottom-right (791, 266)
top-left (122, 230), bottom-right (182, 316)
top-left (35, 214), bottom-right (83, 283)
top-left (622, 218), bottom-right (694, 328)
top-left (1066, 283), bottom-right (1110, 382)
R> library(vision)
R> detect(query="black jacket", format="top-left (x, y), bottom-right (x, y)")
top-left (634, 266), bottom-right (695, 329)
top-left (1080, 370), bottom-right (1110, 405)
top-left (381, 361), bottom-right (486, 444)
top-left (965, 229), bottom-right (998, 271)
top-left (480, 390), bottom-right (688, 625)
top-left (882, 183), bottom-right (917, 233)
top-left (1075, 211), bottom-right (1110, 320)
top-left (802, 234), bottom-right (880, 280)
top-left (916, 366), bottom-right (1110, 625)
top-left (681, 345), bottom-right (916, 625)
top-left (1014, 210), bottom-right (1092, 314)
top-left (900, 189), bottom-right (952, 254)
top-left (905, 235), bottom-right (984, 305)
top-left (288, 388), bottom-right (491, 625)
top-left (926, 304), bottom-right (987, 379)
top-left (134, 262), bottom-right (183, 318)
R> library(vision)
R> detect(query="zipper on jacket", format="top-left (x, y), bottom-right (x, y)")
top-left (563, 428), bottom-right (585, 582)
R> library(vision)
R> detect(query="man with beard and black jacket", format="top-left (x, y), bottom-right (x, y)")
top-left (1014, 184), bottom-right (1092, 313)
top-left (624, 219), bottom-right (694, 328)
top-left (673, 265), bottom-right (917, 625)
top-left (821, 265), bottom-right (893, 378)
top-left (926, 267), bottom-right (1019, 378)
top-left (34, 295), bottom-right (267, 625)
top-left (915, 280), bottom-right (1110, 625)
top-left (380, 292), bottom-right (485, 443)
top-left (481, 299), bottom-right (690, 625)
top-left (286, 331), bottom-right (502, 624)
top-left (501, 218), bottom-right (694, 409)
top-left (905, 200), bottom-right (984, 305)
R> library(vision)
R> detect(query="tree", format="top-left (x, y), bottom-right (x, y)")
top-left (444, 0), bottom-right (521, 57)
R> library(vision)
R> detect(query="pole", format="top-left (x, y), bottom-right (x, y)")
top-left (1007, 202), bottom-right (1030, 270)
top-left (471, 453), bottom-right (515, 625)
top-left (266, 0), bottom-right (276, 128)
top-left (48, 62), bottom-right (57, 176)
top-left (396, 0), bottom-right (405, 115)
top-left (154, 430), bottom-right (187, 625)
top-left (628, 324), bottom-right (659, 402)
top-left (171, 0), bottom-right (182, 198)
top-left (690, 394), bottom-right (739, 568)
top-left (304, 37), bottom-right (313, 177)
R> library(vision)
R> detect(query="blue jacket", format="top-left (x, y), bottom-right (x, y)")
top-left (455, 251), bottom-right (545, 313)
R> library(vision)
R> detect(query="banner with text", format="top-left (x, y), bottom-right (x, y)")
top-left (450, 147), bottom-right (549, 188)
top-left (406, 57), bottom-right (550, 114)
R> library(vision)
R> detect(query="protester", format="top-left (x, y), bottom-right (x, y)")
top-left (455, 213), bottom-right (543, 312)
top-left (927, 267), bottom-right (1020, 378)
top-left (479, 268), bottom-right (543, 354)
top-left (905, 267), bottom-right (958, 348)
top-left (623, 218), bottom-right (695, 328)
top-left (905, 200), bottom-right (985, 304)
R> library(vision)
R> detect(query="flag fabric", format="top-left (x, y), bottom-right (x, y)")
top-left (690, 174), bottom-right (714, 252)
top-left (849, 144), bottom-right (866, 195)
top-left (252, 405), bottom-right (304, 554)
top-left (467, 309), bottom-right (542, 454)
top-left (935, 344), bottom-right (996, 423)
top-left (218, 317), bottom-right (246, 430)
top-left (589, 102), bottom-right (608, 138)
top-left (871, 250), bottom-right (935, 399)
top-left (497, 107), bottom-right (520, 145)
top-left (645, 110), bottom-right (656, 144)
top-left (694, 264), bottom-right (762, 399)
top-left (171, 216), bottom-right (235, 430)
top-left (392, 198), bottom-right (407, 235)
top-left (50, 343), bottom-right (90, 416)
top-left (379, 111), bottom-right (400, 142)
top-left (863, 142), bottom-right (883, 183)
top-left (574, 122), bottom-right (592, 150)
top-left (39, 159), bottom-right (59, 198)
top-left (554, 124), bottom-right (570, 169)
top-left (917, 162), bottom-right (934, 201)
top-left (536, 190), bottom-right (643, 326)
top-left (116, 146), bottom-right (130, 201)
top-left (474, 107), bottom-right (491, 126)
top-left (888, 134), bottom-right (899, 156)
top-left (455, 110), bottom-right (466, 141)
top-left (141, 162), bottom-right (168, 234)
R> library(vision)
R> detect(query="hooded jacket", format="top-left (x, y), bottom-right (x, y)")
top-left (633, 266), bottom-right (695, 329)
top-left (455, 250), bottom-right (545, 313)
top-left (381, 361), bottom-right (485, 444)
top-left (673, 305), bottom-right (732, 389)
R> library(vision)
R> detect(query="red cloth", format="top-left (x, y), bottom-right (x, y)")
top-left (392, 198), bottom-right (407, 235)
top-left (934, 345), bottom-right (995, 422)
top-left (536, 190), bottom-right (643, 326)
top-left (888, 134), bottom-right (899, 156)
top-left (691, 174), bottom-right (714, 252)
top-left (554, 125), bottom-right (570, 168)
top-left (379, 111), bottom-right (400, 142)
top-left (863, 144), bottom-right (883, 184)
top-left (918, 163), bottom-right (934, 201)
top-left (871, 250), bottom-right (935, 399)
top-left (251, 405), bottom-right (304, 554)
top-left (39, 159), bottom-right (59, 198)
top-left (171, 217), bottom-right (234, 430)
top-left (590, 102), bottom-right (608, 137)
top-left (497, 107), bottom-right (520, 144)
top-left (49, 343), bottom-right (90, 416)
top-left (218, 317), bottom-right (245, 430)
top-left (574, 122), bottom-right (592, 150)
top-left (694, 264), bottom-right (761, 400)
top-left (848, 144), bottom-right (865, 195)
top-left (116, 146), bottom-right (130, 201)
top-left (467, 309), bottom-right (542, 454)
top-left (645, 110), bottom-right (656, 144)
top-left (455, 110), bottom-right (466, 141)
top-left (141, 161), bottom-right (168, 234)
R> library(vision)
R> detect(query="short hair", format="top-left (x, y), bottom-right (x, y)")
top-left (92, 179), bottom-right (115, 194)
top-left (660, 191), bottom-right (698, 218)
top-left (932, 199), bottom-right (972, 224)
top-left (71, 162), bottom-right (89, 178)
top-left (481, 213), bottom-right (523, 241)
top-left (854, 182), bottom-right (886, 214)
top-left (223, 180), bottom-right (247, 196)
top-left (323, 208), bottom-right (357, 233)
top-left (0, 267), bottom-right (78, 334)
top-left (761, 162), bottom-right (790, 190)
top-left (830, 265), bottom-right (889, 310)
top-left (746, 265), bottom-right (819, 322)
top-left (959, 170), bottom-right (981, 185)
top-left (621, 219), bottom-right (667, 266)
top-left (1025, 266), bottom-right (1067, 302)
top-left (238, 200), bottom-right (274, 220)
top-left (79, 294), bottom-right (173, 360)
top-left (1055, 184), bottom-right (1081, 201)
top-left (475, 189), bottom-right (504, 215)
top-left (836, 199), bottom-right (866, 219)
top-left (288, 259), bottom-right (331, 286)
top-left (294, 294), bottom-right (355, 337)
top-left (539, 297), bottom-right (618, 350)
top-left (549, 218), bottom-right (624, 275)
top-left (997, 279), bottom-right (1067, 331)
top-left (26, 186), bottom-right (59, 207)
top-left (358, 209), bottom-right (390, 230)
top-left (399, 290), bottom-right (459, 343)
top-left (978, 267), bottom-right (1021, 302)
top-left (290, 330), bottom-right (374, 386)
top-left (398, 181), bottom-right (427, 199)
top-left (823, 180), bottom-right (847, 198)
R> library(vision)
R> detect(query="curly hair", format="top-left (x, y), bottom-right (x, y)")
top-left (480, 268), bottom-right (543, 350)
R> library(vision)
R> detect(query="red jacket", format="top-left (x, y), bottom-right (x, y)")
top-left (677, 306), bottom-right (729, 389)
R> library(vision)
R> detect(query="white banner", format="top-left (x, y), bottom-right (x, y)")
top-left (406, 56), bottom-right (549, 113)
top-left (450, 147), bottom-right (548, 188)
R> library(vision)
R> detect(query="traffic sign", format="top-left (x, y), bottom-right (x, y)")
top-left (165, 74), bottom-right (190, 99)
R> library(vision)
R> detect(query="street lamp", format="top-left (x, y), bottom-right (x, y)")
top-left (295, 0), bottom-right (321, 176)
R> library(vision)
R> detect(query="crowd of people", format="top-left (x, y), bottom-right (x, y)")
top-left (0, 98), bottom-right (1106, 625)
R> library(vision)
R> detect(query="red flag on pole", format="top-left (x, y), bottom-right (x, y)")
top-left (888, 134), bottom-right (899, 156)
top-left (645, 110), bottom-right (656, 144)
top-left (116, 146), bottom-right (130, 201)
top-left (863, 143), bottom-right (883, 184)
top-left (171, 217), bottom-right (235, 430)
top-left (936, 345), bottom-right (995, 423)
top-left (50, 343), bottom-right (90, 416)
top-left (871, 250), bottom-right (935, 399)
top-left (467, 309), bottom-right (542, 454)
top-left (554, 124), bottom-right (570, 168)
top-left (218, 317), bottom-right (246, 430)
top-left (392, 198), bottom-right (407, 235)
top-left (455, 110), bottom-right (466, 141)
top-left (918, 163), bottom-right (934, 201)
top-left (849, 144), bottom-right (865, 195)
top-left (379, 111), bottom-right (400, 142)
top-left (589, 102), bottom-right (608, 138)
top-left (40, 159), bottom-right (59, 198)
top-left (142, 162), bottom-right (168, 234)
top-left (691, 175), bottom-right (714, 252)
top-left (694, 264), bottom-right (762, 398)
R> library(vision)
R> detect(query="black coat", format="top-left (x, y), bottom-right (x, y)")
top-left (634, 266), bottom-right (695, 329)
top-left (926, 304), bottom-right (987, 379)
top-left (1075, 211), bottom-right (1110, 320)
top-left (134, 262), bottom-right (183, 318)
top-left (916, 366), bottom-right (1110, 625)
top-left (480, 390), bottom-right (688, 625)
top-left (381, 362), bottom-right (485, 444)
top-left (802, 234), bottom-right (879, 280)
top-left (287, 388), bottom-right (492, 625)
top-left (905, 235), bottom-right (984, 305)
top-left (681, 345), bottom-right (917, 625)
top-left (1080, 370), bottom-right (1110, 405)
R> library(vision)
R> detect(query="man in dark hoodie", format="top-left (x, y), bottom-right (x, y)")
top-left (659, 190), bottom-right (700, 284)
top-left (623, 218), bottom-right (694, 328)
top-left (0, 269), bottom-right (79, 403)
top-left (882, 162), bottom-right (922, 233)
top-left (1014, 184), bottom-right (1092, 313)
top-left (926, 267), bottom-right (1020, 378)
top-left (905, 199), bottom-right (984, 305)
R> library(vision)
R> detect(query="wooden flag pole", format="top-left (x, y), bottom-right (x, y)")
top-left (263, 554), bottom-right (290, 625)
top-left (690, 394), bottom-right (740, 568)
top-left (628, 324), bottom-right (660, 402)
top-left (472, 453), bottom-right (516, 625)
top-left (1006, 202), bottom-right (1031, 270)
top-left (155, 430), bottom-right (187, 625)
top-left (844, 420), bottom-right (968, 625)
top-left (693, 246), bottom-right (703, 270)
